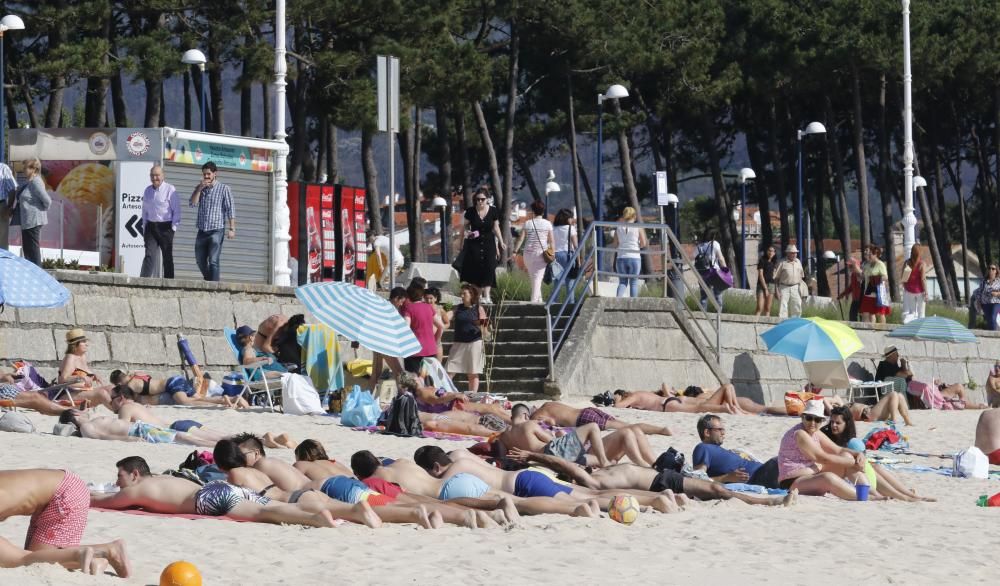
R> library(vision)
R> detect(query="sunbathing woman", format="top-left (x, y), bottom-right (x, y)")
top-left (846, 392), bottom-right (913, 426)
top-left (57, 329), bottom-right (112, 408)
top-left (614, 384), bottom-right (785, 415)
top-left (109, 369), bottom-right (246, 408)
top-left (776, 400), bottom-right (879, 501)
top-left (821, 406), bottom-right (933, 502)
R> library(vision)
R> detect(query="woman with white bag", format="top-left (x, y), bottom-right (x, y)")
top-left (860, 245), bottom-right (890, 324)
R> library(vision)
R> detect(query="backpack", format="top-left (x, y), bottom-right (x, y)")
top-left (694, 242), bottom-right (715, 272)
top-left (381, 392), bottom-right (424, 437)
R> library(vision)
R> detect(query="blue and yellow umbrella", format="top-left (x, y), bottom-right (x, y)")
top-left (760, 317), bottom-right (863, 362)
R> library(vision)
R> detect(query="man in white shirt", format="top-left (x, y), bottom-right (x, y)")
top-left (140, 165), bottom-right (180, 278)
top-left (774, 244), bottom-right (805, 318)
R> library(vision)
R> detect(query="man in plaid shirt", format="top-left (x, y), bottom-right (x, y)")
top-left (189, 161), bottom-right (235, 281)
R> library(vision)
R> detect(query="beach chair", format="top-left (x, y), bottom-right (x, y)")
top-left (176, 334), bottom-right (200, 385)
top-left (223, 327), bottom-right (280, 412)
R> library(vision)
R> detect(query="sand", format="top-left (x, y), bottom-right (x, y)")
top-left (1, 401), bottom-right (998, 585)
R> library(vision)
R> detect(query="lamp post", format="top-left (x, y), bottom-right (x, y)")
top-left (181, 49), bottom-right (208, 132)
top-left (0, 14), bottom-right (24, 163)
top-left (596, 83), bottom-right (629, 272)
top-left (901, 0), bottom-right (917, 256)
top-left (738, 167), bottom-right (755, 289)
top-left (432, 195), bottom-right (449, 264)
top-left (797, 121), bottom-right (826, 269)
top-left (544, 169), bottom-right (560, 218)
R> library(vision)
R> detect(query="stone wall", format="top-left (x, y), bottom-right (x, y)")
top-left (0, 271), bottom-right (307, 383)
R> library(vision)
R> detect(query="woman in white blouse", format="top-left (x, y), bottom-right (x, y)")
top-left (610, 206), bottom-right (647, 297)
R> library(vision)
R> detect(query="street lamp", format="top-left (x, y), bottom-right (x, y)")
top-left (181, 49), bottom-right (208, 132)
top-left (0, 14), bottom-right (24, 163)
top-left (544, 169), bottom-right (560, 218)
top-left (901, 0), bottom-right (917, 258)
top-left (797, 121), bottom-right (826, 272)
top-left (432, 195), bottom-right (449, 264)
top-left (739, 167), bottom-right (756, 289)
top-left (596, 83), bottom-right (629, 271)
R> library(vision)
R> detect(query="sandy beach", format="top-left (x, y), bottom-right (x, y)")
top-left (1, 401), bottom-right (998, 585)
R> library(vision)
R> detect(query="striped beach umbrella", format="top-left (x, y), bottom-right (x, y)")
top-left (888, 316), bottom-right (977, 344)
top-left (295, 281), bottom-right (422, 357)
top-left (0, 249), bottom-right (70, 309)
top-left (760, 317), bottom-right (864, 362)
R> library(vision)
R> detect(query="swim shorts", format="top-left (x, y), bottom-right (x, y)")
top-left (0, 383), bottom-right (21, 401)
top-left (649, 469), bottom-right (685, 494)
top-left (514, 470), bottom-right (573, 498)
top-left (575, 407), bottom-right (614, 430)
top-left (321, 476), bottom-right (395, 506)
top-left (160, 376), bottom-right (196, 405)
top-left (128, 421), bottom-right (177, 444)
top-left (363, 477), bottom-right (405, 499)
top-left (543, 431), bottom-right (587, 465)
top-left (195, 481), bottom-right (271, 516)
top-left (990, 449), bottom-right (1000, 466)
top-left (169, 420), bottom-right (203, 433)
top-left (478, 413), bottom-right (508, 433)
top-left (438, 472), bottom-right (490, 500)
top-left (24, 470), bottom-right (89, 549)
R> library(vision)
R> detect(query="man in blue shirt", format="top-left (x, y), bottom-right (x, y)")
top-left (692, 415), bottom-right (777, 487)
top-left (189, 161), bottom-right (235, 281)
top-left (140, 165), bottom-right (180, 278)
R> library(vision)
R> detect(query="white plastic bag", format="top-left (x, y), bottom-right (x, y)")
top-left (281, 373), bottom-right (325, 416)
top-left (953, 446), bottom-right (988, 479)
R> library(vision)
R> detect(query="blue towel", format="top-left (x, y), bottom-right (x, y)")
top-left (723, 483), bottom-right (788, 496)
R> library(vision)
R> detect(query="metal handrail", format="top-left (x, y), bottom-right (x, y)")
top-left (543, 220), bottom-right (724, 381)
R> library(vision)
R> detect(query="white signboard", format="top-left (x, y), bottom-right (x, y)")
top-left (655, 171), bottom-right (669, 206)
top-left (115, 161), bottom-right (154, 276)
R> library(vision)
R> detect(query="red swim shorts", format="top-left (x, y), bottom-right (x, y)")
top-left (363, 477), bottom-right (405, 499)
top-left (989, 449), bottom-right (1000, 466)
top-left (25, 470), bottom-right (89, 549)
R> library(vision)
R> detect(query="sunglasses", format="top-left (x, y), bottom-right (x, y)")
top-left (475, 198), bottom-right (487, 202)
top-left (802, 414), bottom-right (824, 423)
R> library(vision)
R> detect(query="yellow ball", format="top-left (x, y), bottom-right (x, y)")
top-left (160, 561), bottom-right (202, 586)
top-left (608, 494), bottom-right (640, 525)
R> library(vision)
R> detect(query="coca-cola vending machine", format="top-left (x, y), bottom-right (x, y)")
top-left (287, 182), bottom-right (366, 286)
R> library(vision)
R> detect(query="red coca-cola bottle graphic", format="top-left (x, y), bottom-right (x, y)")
top-left (342, 208), bottom-right (355, 279)
top-left (306, 207), bottom-right (323, 282)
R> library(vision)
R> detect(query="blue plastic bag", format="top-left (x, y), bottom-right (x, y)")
top-left (341, 385), bottom-right (382, 427)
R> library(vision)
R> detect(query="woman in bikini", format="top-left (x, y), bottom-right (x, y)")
top-left (846, 391), bottom-right (913, 426)
top-left (613, 384), bottom-right (786, 415)
top-left (57, 329), bottom-right (112, 408)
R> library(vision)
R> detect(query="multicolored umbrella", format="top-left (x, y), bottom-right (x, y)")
top-left (888, 316), bottom-right (977, 344)
top-left (0, 249), bottom-right (70, 308)
top-left (760, 317), bottom-right (863, 362)
top-left (295, 281), bottom-right (422, 358)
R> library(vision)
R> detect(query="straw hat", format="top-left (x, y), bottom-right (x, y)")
top-left (65, 329), bottom-right (87, 345)
top-left (785, 244), bottom-right (798, 253)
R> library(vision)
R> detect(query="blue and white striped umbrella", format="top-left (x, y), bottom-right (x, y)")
top-left (888, 316), bottom-right (977, 344)
top-left (295, 281), bottom-right (422, 357)
top-left (0, 249), bottom-right (70, 308)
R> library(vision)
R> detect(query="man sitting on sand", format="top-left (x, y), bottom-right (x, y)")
top-left (506, 447), bottom-right (794, 507)
top-left (0, 469), bottom-right (131, 578)
top-left (530, 401), bottom-right (671, 436)
top-left (691, 415), bottom-right (779, 487)
top-left (614, 384), bottom-right (787, 415)
top-left (91, 456), bottom-right (338, 528)
top-left (499, 403), bottom-right (659, 467)
top-left (110, 369), bottom-right (246, 408)
top-left (974, 409), bottom-right (1000, 465)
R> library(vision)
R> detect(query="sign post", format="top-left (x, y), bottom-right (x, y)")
top-left (115, 161), bottom-right (154, 275)
top-left (377, 55), bottom-right (400, 289)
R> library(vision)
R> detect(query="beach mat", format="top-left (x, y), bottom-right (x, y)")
top-left (351, 425), bottom-right (487, 443)
top-left (91, 506), bottom-right (346, 527)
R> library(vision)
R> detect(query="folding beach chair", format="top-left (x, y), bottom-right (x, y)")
top-left (223, 327), bottom-right (280, 412)
top-left (177, 334), bottom-right (200, 385)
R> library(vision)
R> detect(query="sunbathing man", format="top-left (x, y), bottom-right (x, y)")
top-left (530, 401), bottom-right (671, 436)
top-left (91, 456), bottom-right (338, 528)
top-left (505, 447), bottom-right (795, 508)
top-left (975, 409), bottom-right (1000, 465)
top-left (501, 403), bottom-right (659, 467)
top-left (110, 369), bottom-right (245, 408)
top-left (58, 409), bottom-right (219, 447)
top-left (415, 446), bottom-right (681, 514)
top-left (350, 450), bottom-right (599, 518)
top-left (0, 469), bottom-right (132, 578)
top-left (0, 382), bottom-right (73, 415)
top-left (398, 372), bottom-right (511, 424)
top-left (228, 433), bottom-right (440, 528)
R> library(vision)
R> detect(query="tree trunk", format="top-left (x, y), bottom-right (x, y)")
top-left (454, 106), bottom-right (473, 209)
top-left (4, 87), bottom-right (15, 131)
top-left (84, 77), bottom-right (108, 127)
top-left (923, 147), bottom-right (956, 302)
top-left (499, 16), bottom-right (519, 261)
top-left (567, 74), bottom-right (583, 221)
top-left (158, 83), bottom-right (167, 127)
top-left (327, 123), bottom-right (338, 184)
top-left (413, 106), bottom-right (422, 203)
top-left (768, 98), bottom-right (790, 251)
top-left (701, 113), bottom-right (738, 281)
top-left (262, 82), bottom-right (271, 138)
top-left (473, 101), bottom-right (504, 216)
top-left (240, 57), bottom-right (252, 136)
top-left (400, 111), bottom-right (424, 263)
top-left (610, 98), bottom-right (640, 212)
top-left (746, 124), bottom-right (773, 249)
top-left (516, 153), bottom-right (542, 203)
top-left (877, 73), bottom-right (899, 301)
top-left (934, 147), bottom-right (961, 299)
top-left (208, 44), bottom-right (224, 134)
top-left (851, 60), bottom-right (872, 252)
top-left (915, 179), bottom-right (951, 304)
top-left (435, 104), bottom-right (452, 194)
top-left (143, 79), bottom-right (162, 128)
top-left (361, 127), bottom-right (382, 236)
top-left (825, 96), bottom-right (851, 259)
top-left (576, 150), bottom-right (598, 218)
top-left (316, 118), bottom-right (328, 181)
top-left (972, 124), bottom-right (994, 268)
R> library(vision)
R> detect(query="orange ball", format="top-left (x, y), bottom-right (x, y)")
top-left (160, 561), bottom-right (202, 586)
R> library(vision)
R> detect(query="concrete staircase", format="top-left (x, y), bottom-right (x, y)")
top-left (445, 301), bottom-right (568, 397)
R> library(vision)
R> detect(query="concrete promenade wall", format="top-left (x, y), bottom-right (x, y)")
top-left (0, 271), bottom-right (307, 383)
top-left (553, 297), bottom-right (994, 405)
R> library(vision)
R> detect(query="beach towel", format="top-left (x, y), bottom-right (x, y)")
top-left (297, 324), bottom-right (344, 392)
top-left (863, 423), bottom-right (909, 451)
top-left (350, 425), bottom-right (487, 443)
top-left (91, 507), bottom-right (345, 526)
top-left (723, 483), bottom-right (789, 496)
top-left (420, 357), bottom-right (459, 394)
top-left (908, 380), bottom-right (962, 410)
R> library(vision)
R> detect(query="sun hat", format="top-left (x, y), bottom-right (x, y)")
top-left (883, 346), bottom-right (899, 358)
top-left (65, 329), bottom-right (87, 344)
top-left (802, 399), bottom-right (826, 419)
top-left (785, 244), bottom-right (798, 253)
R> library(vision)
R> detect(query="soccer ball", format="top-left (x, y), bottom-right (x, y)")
top-left (608, 494), bottom-right (640, 525)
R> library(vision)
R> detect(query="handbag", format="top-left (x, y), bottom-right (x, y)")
top-left (451, 247), bottom-right (465, 272)
top-left (530, 220), bottom-right (555, 264)
top-left (565, 232), bottom-right (580, 280)
top-left (875, 280), bottom-right (890, 308)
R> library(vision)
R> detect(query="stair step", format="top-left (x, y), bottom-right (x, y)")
top-left (487, 354), bottom-right (549, 367)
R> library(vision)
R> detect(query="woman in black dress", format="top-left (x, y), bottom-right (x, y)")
top-left (459, 189), bottom-right (506, 302)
